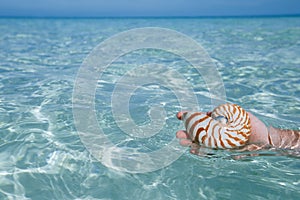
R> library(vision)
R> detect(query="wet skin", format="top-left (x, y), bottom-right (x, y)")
top-left (176, 110), bottom-right (300, 155)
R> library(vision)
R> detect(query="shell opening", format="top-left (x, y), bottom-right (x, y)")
top-left (213, 115), bottom-right (228, 124)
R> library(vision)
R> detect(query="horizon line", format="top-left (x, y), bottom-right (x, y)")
top-left (1, 13), bottom-right (300, 19)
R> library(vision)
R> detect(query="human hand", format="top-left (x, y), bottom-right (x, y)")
top-left (176, 104), bottom-right (271, 155)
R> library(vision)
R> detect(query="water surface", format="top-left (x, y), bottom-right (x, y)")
top-left (0, 17), bottom-right (299, 199)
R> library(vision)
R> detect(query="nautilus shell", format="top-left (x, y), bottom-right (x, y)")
top-left (180, 103), bottom-right (251, 149)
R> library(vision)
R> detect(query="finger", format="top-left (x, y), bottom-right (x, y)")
top-left (176, 111), bottom-right (187, 120)
top-left (179, 139), bottom-right (193, 147)
top-left (235, 144), bottom-right (263, 152)
top-left (190, 143), bottom-right (200, 154)
top-left (190, 148), bottom-right (199, 155)
top-left (177, 111), bottom-right (208, 119)
top-left (191, 142), bottom-right (200, 149)
top-left (176, 130), bottom-right (189, 139)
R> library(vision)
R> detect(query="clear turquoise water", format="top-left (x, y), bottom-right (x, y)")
top-left (0, 17), bottom-right (299, 199)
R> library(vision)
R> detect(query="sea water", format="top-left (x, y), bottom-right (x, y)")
top-left (0, 17), bottom-right (299, 199)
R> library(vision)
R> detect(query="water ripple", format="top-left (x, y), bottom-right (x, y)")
top-left (0, 17), bottom-right (299, 199)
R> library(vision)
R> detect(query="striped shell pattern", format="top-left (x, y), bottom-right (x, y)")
top-left (182, 103), bottom-right (251, 149)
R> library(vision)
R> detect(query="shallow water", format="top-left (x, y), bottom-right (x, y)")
top-left (0, 17), bottom-right (299, 199)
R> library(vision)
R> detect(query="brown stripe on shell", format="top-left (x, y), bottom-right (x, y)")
top-left (182, 103), bottom-right (252, 149)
